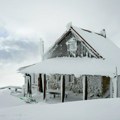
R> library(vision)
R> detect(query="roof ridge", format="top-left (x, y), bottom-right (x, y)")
top-left (76, 27), bottom-right (106, 38)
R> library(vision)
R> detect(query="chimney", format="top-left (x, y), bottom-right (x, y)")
top-left (40, 38), bottom-right (44, 61)
top-left (100, 29), bottom-right (106, 38)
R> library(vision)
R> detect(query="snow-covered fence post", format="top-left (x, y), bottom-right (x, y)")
top-left (83, 75), bottom-right (88, 100)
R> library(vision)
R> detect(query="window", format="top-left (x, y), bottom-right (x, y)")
top-left (66, 38), bottom-right (77, 52)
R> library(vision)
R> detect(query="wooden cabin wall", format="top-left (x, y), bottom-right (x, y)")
top-left (46, 32), bottom-right (94, 59)
top-left (46, 32), bottom-right (72, 59)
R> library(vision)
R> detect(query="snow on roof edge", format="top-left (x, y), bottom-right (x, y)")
top-left (19, 57), bottom-right (117, 77)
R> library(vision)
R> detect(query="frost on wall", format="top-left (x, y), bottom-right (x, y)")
top-left (87, 76), bottom-right (102, 98)
top-left (47, 74), bottom-right (109, 99)
top-left (47, 74), bottom-right (61, 90)
top-left (65, 75), bottom-right (83, 93)
top-left (67, 75), bottom-right (103, 98)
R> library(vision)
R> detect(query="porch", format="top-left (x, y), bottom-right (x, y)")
top-left (24, 73), bottom-right (116, 103)
top-left (20, 58), bottom-right (119, 103)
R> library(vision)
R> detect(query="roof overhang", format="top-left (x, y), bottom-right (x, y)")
top-left (19, 57), bottom-right (117, 77)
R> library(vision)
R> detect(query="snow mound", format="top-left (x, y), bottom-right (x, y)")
top-left (0, 98), bottom-right (120, 120)
top-left (0, 89), bottom-right (25, 108)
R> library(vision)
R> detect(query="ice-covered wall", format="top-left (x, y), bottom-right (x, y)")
top-left (87, 76), bottom-right (102, 98)
top-left (47, 75), bottom-right (108, 99)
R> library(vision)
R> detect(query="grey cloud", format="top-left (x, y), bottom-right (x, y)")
top-left (0, 26), bottom-right (9, 38)
top-left (0, 37), bottom-right (40, 63)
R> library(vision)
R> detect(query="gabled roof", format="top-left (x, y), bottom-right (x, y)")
top-left (44, 25), bottom-right (120, 64)
top-left (19, 25), bottom-right (120, 76)
top-left (72, 26), bottom-right (120, 60)
top-left (70, 27), bottom-right (103, 58)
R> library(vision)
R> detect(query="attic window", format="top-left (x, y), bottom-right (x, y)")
top-left (66, 37), bottom-right (77, 53)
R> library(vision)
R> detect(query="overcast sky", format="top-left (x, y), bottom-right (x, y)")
top-left (0, 0), bottom-right (120, 87)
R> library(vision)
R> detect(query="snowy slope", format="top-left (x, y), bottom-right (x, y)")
top-left (0, 90), bottom-right (120, 120)
top-left (0, 90), bottom-right (25, 108)
top-left (0, 98), bottom-right (120, 120)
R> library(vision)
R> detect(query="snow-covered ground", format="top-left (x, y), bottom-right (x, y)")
top-left (0, 89), bottom-right (25, 108)
top-left (0, 89), bottom-right (120, 120)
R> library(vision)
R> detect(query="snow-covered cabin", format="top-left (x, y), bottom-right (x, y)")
top-left (19, 24), bottom-right (120, 102)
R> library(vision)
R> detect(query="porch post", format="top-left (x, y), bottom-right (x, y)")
top-left (113, 67), bottom-right (118, 98)
top-left (43, 74), bottom-right (46, 100)
top-left (113, 76), bottom-right (118, 98)
top-left (61, 75), bottom-right (65, 102)
top-left (38, 74), bottom-right (43, 92)
top-left (26, 74), bottom-right (32, 97)
top-left (83, 75), bottom-right (88, 100)
top-left (110, 78), bottom-right (113, 98)
top-left (29, 74), bottom-right (32, 96)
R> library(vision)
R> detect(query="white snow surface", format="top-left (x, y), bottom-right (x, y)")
top-left (0, 90), bottom-right (25, 108)
top-left (0, 89), bottom-right (120, 120)
top-left (0, 97), bottom-right (120, 120)
top-left (20, 57), bottom-right (118, 76)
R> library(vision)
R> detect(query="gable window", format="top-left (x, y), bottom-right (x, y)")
top-left (66, 37), bottom-right (77, 57)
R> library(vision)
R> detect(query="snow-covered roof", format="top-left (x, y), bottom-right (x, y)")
top-left (19, 25), bottom-right (120, 76)
top-left (19, 57), bottom-right (118, 77)
top-left (71, 26), bottom-right (120, 64)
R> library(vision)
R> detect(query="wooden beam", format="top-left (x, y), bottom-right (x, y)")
top-left (83, 76), bottom-right (88, 100)
top-left (116, 67), bottom-right (118, 98)
top-left (110, 78), bottom-right (113, 98)
top-left (113, 77), bottom-right (118, 98)
top-left (61, 75), bottom-right (65, 102)
top-left (29, 75), bottom-right (32, 95)
top-left (43, 74), bottom-right (46, 100)
top-left (26, 74), bottom-right (32, 96)
top-left (85, 76), bottom-right (88, 100)
top-left (38, 74), bottom-right (43, 92)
